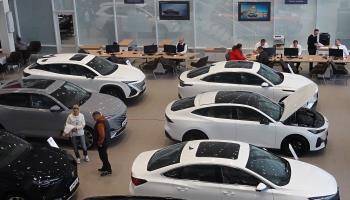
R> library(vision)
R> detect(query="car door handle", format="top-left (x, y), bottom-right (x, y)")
top-left (176, 187), bottom-right (189, 192)
top-left (223, 191), bottom-right (236, 196)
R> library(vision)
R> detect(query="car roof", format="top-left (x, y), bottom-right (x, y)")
top-left (0, 78), bottom-right (65, 95)
top-left (208, 60), bottom-right (261, 74)
top-left (179, 140), bottom-right (250, 168)
top-left (36, 53), bottom-right (95, 66)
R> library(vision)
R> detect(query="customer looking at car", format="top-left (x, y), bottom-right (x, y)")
top-left (229, 43), bottom-right (246, 61)
top-left (92, 111), bottom-right (112, 176)
top-left (64, 104), bottom-right (89, 164)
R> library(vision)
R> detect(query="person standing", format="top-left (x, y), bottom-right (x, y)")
top-left (229, 43), bottom-right (246, 61)
top-left (307, 29), bottom-right (320, 71)
top-left (92, 111), bottom-right (112, 176)
top-left (65, 105), bottom-right (89, 164)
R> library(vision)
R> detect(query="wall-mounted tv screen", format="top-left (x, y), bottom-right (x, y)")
top-left (238, 2), bottom-right (271, 21)
top-left (159, 1), bottom-right (190, 20)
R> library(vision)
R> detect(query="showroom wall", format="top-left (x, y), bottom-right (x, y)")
top-left (9, 0), bottom-right (350, 50)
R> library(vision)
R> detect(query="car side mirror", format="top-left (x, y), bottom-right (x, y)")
top-left (256, 182), bottom-right (268, 192)
top-left (50, 105), bottom-right (62, 112)
top-left (260, 118), bottom-right (270, 125)
top-left (261, 82), bottom-right (269, 88)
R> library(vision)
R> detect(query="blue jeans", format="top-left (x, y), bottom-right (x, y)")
top-left (71, 135), bottom-right (87, 158)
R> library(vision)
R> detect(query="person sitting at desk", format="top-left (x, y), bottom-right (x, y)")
top-left (253, 39), bottom-right (269, 54)
top-left (332, 38), bottom-right (349, 58)
top-left (176, 37), bottom-right (188, 54)
top-left (229, 43), bottom-right (246, 61)
top-left (288, 40), bottom-right (302, 73)
top-left (256, 46), bottom-right (271, 67)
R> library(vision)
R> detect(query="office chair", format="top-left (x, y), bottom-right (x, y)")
top-left (139, 58), bottom-right (160, 79)
top-left (310, 62), bottom-right (329, 84)
top-left (190, 56), bottom-right (209, 68)
top-left (28, 41), bottom-right (42, 53)
top-left (107, 55), bottom-right (126, 64)
top-left (159, 57), bottom-right (177, 75)
top-left (279, 61), bottom-right (297, 74)
top-left (6, 52), bottom-right (24, 72)
top-left (330, 61), bottom-right (348, 85)
top-left (78, 48), bottom-right (89, 54)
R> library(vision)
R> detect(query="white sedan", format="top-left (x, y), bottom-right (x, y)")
top-left (178, 60), bottom-right (318, 108)
top-left (165, 84), bottom-right (329, 155)
top-left (24, 53), bottom-right (146, 101)
top-left (130, 140), bottom-right (339, 200)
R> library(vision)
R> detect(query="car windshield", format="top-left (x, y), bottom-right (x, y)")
top-left (86, 56), bottom-right (118, 76)
top-left (0, 131), bottom-right (32, 168)
top-left (257, 64), bottom-right (283, 85)
top-left (246, 145), bottom-right (291, 186)
top-left (257, 95), bottom-right (283, 121)
top-left (51, 82), bottom-right (91, 109)
top-left (147, 142), bottom-right (187, 171)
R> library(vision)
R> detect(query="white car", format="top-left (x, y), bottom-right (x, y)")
top-left (130, 140), bottom-right (339, 200)
top-left (165, 84), bottom-right (329, 155)
top-left (178, 60), bottom-right (318, 108)
top-left (24, 53), bottom-right (146, 101)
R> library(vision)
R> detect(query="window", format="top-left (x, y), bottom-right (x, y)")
top-left (50, 82), bottom-right (91, 109)
top-left (240, 73), bottom-right (264, 85)
top-left (257, 64), bottom-right (283, 85)
top-left (164, 165), bottom-right (223, 184)
top-left (86, 57), bottom-right (118, 76)
top-left (0, 93), bottom-right (30, 108)
top-left (30, 94), bottom-right (57, 109)
top-left (192, 106), bottom-right (237, 120)
top-left (46, 64), bottom-right (71, 75)
top-left (222, 166), bottom-right (260, 186)
top-left (203, 72), bottom-right (241, 84)
top-left (70, 65), bottom-right (96, 77)
top-left (237, 107), bottom-right (267, 122)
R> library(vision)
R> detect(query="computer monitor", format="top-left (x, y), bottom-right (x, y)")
top-left (144, 44), bottom-right (158, 54)
top-left (264, 47), bottom-right (276, 58)
top-left (284, 48), bottom-right (298, 57)
top-left (329, 48), bottom-right (343, 58)
top-left (164, 44), bottom-right (177, 55)
top-left (105, 44), bottom-right (120, 53)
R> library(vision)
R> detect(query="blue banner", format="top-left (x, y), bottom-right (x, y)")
top-left (285, 0), bottom-right (308, 4)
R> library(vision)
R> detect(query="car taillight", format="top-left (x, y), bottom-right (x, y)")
top-left (23, 72), bottom-right (31, 77)
top-left (165, 114), bottom-right (173, 123)
top-left (131, 176), bottom-right (147, 186)
top-left (180, 80), bottom-right (192, 87)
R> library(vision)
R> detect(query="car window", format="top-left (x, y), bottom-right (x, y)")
top-left (0, 93), bottom-right (30, 108)
top-left (164, 165), bottom-right (223, 184)
top-left (237, 107), bottom-right (268, 122)
top-left (240, 73), bottom-right (264, 85)
top-left (257, 64), bottom-right (283, 85)
top-left (222, 166), bottom-right (260, 186)
top-left (30, 94), bottom-right (58, 109)
top-left (45, 64), bottom-right (71, 75)
top-left (70, 65), bottom-right (97, 77)
top-left (187, 65), bottom-right (211, 78)
top-left (86, 56), bottom-right (118, 76)
top-left (192, 106), bottom-right (237, 120)
top-left (203, 72), bottom-right (241, 84)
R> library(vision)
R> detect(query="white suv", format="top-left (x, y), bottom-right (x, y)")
top-left (24, 54), bottom-right (146, 101)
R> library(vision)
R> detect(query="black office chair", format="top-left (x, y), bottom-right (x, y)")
top-left (279, 61), bottom-right (297, 74)
top-left (190, 56), bottom-right (209, 68)
top-left (139, 58), bottom-right (160, 79)
top-left (330, 61), bottom-right (348, 85)
top-left (77, 48), bottom-right (89, 54)
top-left (159, 57), bottom-right (177, 75)
top-left (6, 52), bottom-right (24, 72)
top-left (107, 54), bottom-right (126, 64)
top-left (310, 62), bottom-right (329, 84)
top-left (28, 41), bottom-right (42, 53)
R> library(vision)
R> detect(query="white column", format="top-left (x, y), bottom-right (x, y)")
top-left (0, 0), bottom-right (15, 53)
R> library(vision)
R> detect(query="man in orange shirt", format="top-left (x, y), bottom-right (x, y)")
top-left (92, 111), bottom-right (112, 176)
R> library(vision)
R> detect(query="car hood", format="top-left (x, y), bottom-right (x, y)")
top-left (278, 73), bottom-right (316, 90)
top-left (7, 144), bottom-right (76, 180)
top-left (283, 158), bottom-right (338, 197)
top-left (279, 83), bottom-right (318, 121)
top-left (104, 64), bottom-right (145, 82)
top-left (80, 92), bottom-right (127, 118)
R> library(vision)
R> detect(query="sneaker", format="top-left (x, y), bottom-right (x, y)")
top-left (76, 158), bottom-right (80, 164)
top-left (100, 171), bottom-right (112, 176)
top-left (84, 156), bottom-right (90, 162)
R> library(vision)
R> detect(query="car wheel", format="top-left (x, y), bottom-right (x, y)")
top-left (83, 128), bottom-right (95, 149)
top-left (282, 136), bottom-right (309, 156)
top-left (182, 130), bottom-right (208, 141)
top-left (5, 193), bottom-right (26, 200)
top-left (101, 87), bottom-right (126, 102)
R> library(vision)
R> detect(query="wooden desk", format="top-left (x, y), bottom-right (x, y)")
top-left (159, 39), bottom-right (173, 48)
top-left (80, 44), bottom-right (102, 50)
top-left (247, 54), bottom-right (350, 64)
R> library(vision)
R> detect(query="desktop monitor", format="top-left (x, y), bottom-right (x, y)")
top-left (106, 44), bottom-right (120, 53)
top-left (329, 48), bottom-right (343, 58)
top-left (164, 44), bottom-right (177, 54)
top-left (144, 44), bottom-right (158, 54)
top-left (264, 47), bottom-right (276, 58)
top-left (284, 48), bottom-right (298, 57)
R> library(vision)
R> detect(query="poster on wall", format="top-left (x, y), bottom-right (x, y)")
top-left (285, 0), bottom-right (308, 4)
top-left (159, 1), bottom-right (190, 20)
top-left (238, 2), bottom-right (271, 21)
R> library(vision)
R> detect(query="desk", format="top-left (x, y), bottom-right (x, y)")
top-left (247, 54), bottom-right (350, 64)
top-left (88, 50), bottom-right (197, 69)
top-left (79, 44), bottom-right (102, 50)
top-left (119, 39), bottom-right (134, 51)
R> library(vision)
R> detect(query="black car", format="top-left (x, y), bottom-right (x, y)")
top-left (0, 131), bottom-right (79, 200)
top-left (85, 196), bottom-right (182, 200)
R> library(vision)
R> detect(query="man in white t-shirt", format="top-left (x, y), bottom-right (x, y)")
top-left (254, 39), bottom-right (269, 54)
top-left (332, 38), bottom-right (349, 58)
top-left (288, 40), bottom-right (303, 73)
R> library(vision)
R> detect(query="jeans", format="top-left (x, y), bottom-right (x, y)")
top-left (98, 145), bottom-right (111, 172)
top-left (71, 135), bottom-right (87, 158)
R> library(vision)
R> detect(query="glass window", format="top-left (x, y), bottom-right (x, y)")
top-left (171, 96), bottom-right (195, 111)
top-left (70, 65), bottom-right (97, 77)
top-left (237, 107), bottom-right (266, 122)
top-left (203, 72), bottom-right (241, 84)
top-left (197, 106), bottom-right (237, 120)
top-left (240, 73), bottom-right (264, 85)
top-left (0, 93), bottom-right (30, 108)
top-left (50, 82), bottom-right (91, 109)
top-left (164, 165), bottom-right (223, 184)
top-left (30, 94), bottom-right (57, 109)
top-left (257, 64), bottom-right (283, 85)
top-left (222, 166), bottom-right (260, 186)
top-left (147, 142), bottom-right (186, 171)
top-left (256, 96), bottom-right (282, 121)
top-left (0, 132), bottom-right (31, 168)
top-left (246, 145), bottom-right (291, 186)
top-left (86, 57), bottom-right (118, 75)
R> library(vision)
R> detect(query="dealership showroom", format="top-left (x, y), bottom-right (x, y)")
top-left (1, 0), bottom-right (350, 199)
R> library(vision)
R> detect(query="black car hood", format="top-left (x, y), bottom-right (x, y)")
top-left (6, 144), bottom-right (76, 182)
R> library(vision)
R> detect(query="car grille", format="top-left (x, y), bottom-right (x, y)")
top-left (109, 112), bottom-right (127, 126)
top-left (132, 80), bottom-right (145, 91)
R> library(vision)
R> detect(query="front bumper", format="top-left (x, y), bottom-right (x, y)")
top-left (310, 118), bottom-right (329, 151)
top-left (107, 113), bottom-right (128, 140)
top-left (127, 80), bottom-right (146, 99)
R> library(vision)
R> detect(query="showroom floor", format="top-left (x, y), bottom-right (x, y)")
top-left (4, 65), bottom-right (350, 199)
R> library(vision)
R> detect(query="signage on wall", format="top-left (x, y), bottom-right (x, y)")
top-left (285, 0), bottom-right (308, 4)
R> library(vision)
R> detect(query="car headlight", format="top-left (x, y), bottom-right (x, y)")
top-left (308, 128), bottom-right (326, 134)
top-left (309, 193), bottom-right (339, 200)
